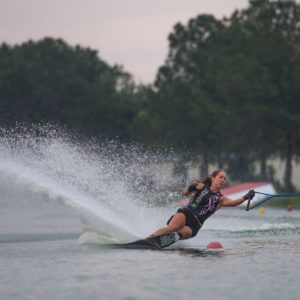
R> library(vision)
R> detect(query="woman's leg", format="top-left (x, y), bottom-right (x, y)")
top-left (152, 213), bottom-right (193, 240)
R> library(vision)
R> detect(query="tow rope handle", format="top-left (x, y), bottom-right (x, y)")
top-left (246, 191), bottom-right (300, 211)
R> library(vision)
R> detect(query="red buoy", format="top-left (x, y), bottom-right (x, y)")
top-left (207, 241), bottom-right (223, 250)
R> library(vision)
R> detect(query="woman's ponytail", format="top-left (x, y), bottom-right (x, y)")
top-left (202, 169), bottom-right (224, 186)
top-left (202, 176), bottom-right (212, 186)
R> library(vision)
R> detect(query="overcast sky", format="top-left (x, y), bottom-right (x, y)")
top-left (1, 0), bottom-right (252, 84)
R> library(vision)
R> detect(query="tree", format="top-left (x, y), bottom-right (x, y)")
top-left (153, 15), bottom-right (236, 176)
top-left (228, 0), bottom-right (300, 189)
top-left (0, 38), bottom-right (136, 140)
top-left (149, 0), bottom-right (300, 187)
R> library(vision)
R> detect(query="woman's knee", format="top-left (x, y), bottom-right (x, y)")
top-left (179, 226), bottom-right (193, 239)
top-left (167, 224), bottom-right (181, 232)
top-left (168, 213), bottom-right (186, 231)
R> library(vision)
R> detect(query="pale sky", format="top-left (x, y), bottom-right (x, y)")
top-left (1, 0), bottom-right (251, 84)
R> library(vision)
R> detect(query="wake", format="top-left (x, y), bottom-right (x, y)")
top-left (0, 125), bottom-right (178, 244)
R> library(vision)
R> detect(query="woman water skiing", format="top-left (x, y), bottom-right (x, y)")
top-left (152, 169), bottom-right (255, 240)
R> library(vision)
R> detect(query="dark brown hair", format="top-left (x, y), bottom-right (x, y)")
top-left (202, 169), bottom-right (224, 186)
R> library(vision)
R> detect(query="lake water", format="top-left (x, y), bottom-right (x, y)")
top-left (1, 207), bottom-right (300, 300)
top-left (1, 127), bottom-right (300, 300)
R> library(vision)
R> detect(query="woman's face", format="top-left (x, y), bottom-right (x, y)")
top-left (212, 171), bottom-right (226, 189)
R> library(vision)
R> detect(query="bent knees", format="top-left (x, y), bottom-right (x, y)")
top-left (179, 226), bottom-right (193, 239)
top-left (167, 224), bottom-right (181, 232)
top-left (167, 212), bottom-right (186, 231)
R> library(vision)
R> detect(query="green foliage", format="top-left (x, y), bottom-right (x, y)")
top-left (0, 38), bottom-right (136, 139)
top-left (0, 1), bottom-right (300, 189)
top-left (147, 0), bottom-right (300, 185)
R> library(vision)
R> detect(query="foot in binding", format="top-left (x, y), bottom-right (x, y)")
top-left (158, 232), bottom-right (182, 248)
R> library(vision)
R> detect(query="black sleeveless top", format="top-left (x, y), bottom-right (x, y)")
top-left (187, 184), bottom-right (223, 223)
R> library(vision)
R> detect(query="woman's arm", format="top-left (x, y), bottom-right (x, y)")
top-left (220, 190), bottom-right (255, 207)
top-left (221, 196), bottom-right (246, 207)
top-left (182, 182), bottom-right (204, 196)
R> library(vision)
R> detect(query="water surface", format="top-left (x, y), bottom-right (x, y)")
top-left (1, 127), bottom-right (299, 300)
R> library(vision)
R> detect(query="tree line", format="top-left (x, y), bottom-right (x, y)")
top-left (0, 0), bottom-right (299, 190)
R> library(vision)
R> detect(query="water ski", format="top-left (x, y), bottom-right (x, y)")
top-left (117, 232), bottom-right (181, 250)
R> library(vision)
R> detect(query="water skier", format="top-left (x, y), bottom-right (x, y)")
top-left (152, 169), bottom-right (255, 240)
